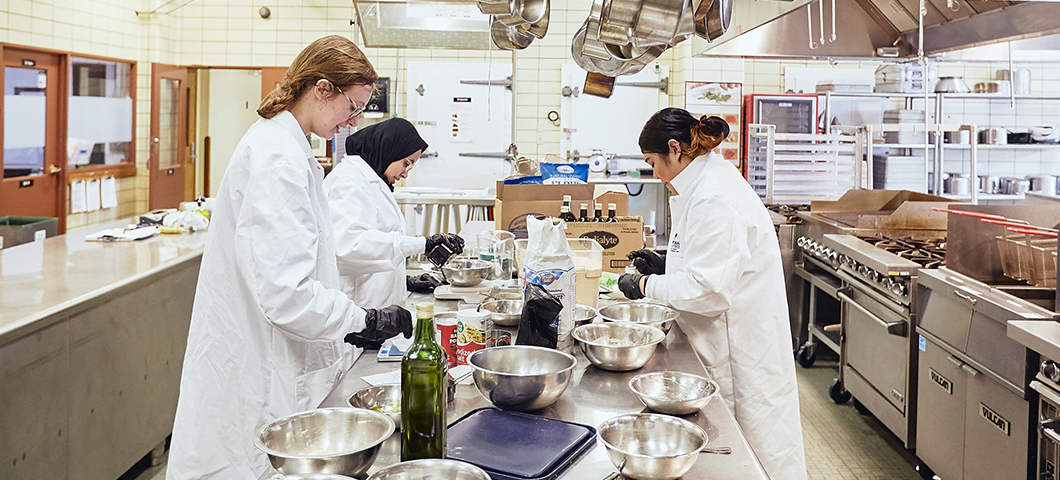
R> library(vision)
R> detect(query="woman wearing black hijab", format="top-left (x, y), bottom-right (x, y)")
top-left (323, 118), bottom-right (462, 344)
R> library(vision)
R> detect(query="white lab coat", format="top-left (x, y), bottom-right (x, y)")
top-left (323, 156), bottom-right (425, 308)
top-left (167, 111), bottom-right (367, 480)
top-left (644, 152), bottom-right (807, 480)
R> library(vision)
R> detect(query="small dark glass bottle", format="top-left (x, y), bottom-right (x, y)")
top-left (592, 204), bottom-right (604, 222)
top-left (578, 203), bottom-right (590, 222)
top-left (559, 205), bottom-right (577, 222)
top-left (606, 203), bottom-right (618, 222)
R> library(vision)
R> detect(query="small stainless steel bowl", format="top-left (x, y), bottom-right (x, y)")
top-left (629, 371), bottom-right (719, 415)
top-left (574, 304), bottom-right (597, 327)
top-left (467, 345), bottom-right (576, 411)
top-left (442, 258), bottom-right (493, 287)
top-left (598, 413), bottom-right (709, 480)
top-left (346, 384), bottom-right (402, 428)
top-left (479, 298), bottom-right (524, 327)
top-left (572, 323), bottom-right (665, 371)
top-left (598, 302), bottom-right (679, 334)
top-left (254, 407), bottom-right (393, 478)
top-left (366, 459), bottom-right (491, 480)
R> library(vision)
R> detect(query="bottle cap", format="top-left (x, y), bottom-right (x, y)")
top-left (581, 203), bottom-right (589, 209)
top-left (563, 195), bottom-right (572, 202)
top-left (608, 203), bottom-right (617, 209)
top-left (560, 205), bottom-right (570, 212)
top-left (415, 302), bottom-right (434, 318)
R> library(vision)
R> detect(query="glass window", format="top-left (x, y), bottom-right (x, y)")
top-left (4, 67), bottom-right (47, 178)
top-left (67, 57), bottom-right (133, 169)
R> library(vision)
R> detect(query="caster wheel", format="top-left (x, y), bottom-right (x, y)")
top-left (829, 378), bottom-right (851, 404)
top-left (853, 398), bottom-right (870, 415)
top-left (915, 462), bottom-right (936, 480)
top-left (796, 345), bottom-right (816, 368)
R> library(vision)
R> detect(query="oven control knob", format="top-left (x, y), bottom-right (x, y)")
top-left (828, 252), bottom-right (840, 269)
top-left (797, 237), bottom-right (807, 249)
top-left (1042, 361), bottom-right (1060, 382)
top-left (891, 279), bottom-right (907, 297)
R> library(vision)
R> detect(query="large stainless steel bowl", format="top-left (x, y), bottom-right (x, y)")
top-left (629, 371), bottom-right (719, 415)
top-left (254, 408), bottom-right (393, 477)
top-left (479, 298), bottom-right (524, 327)
top-left (467, 345), bottom-right (576, 411)
top-left (442, 258), bottom-right (493, 287)
top-left (346, 384), bottom-right (402, 428)
top-left (598, 302), bottom-right (679, 334)
top-left (574, 304), bottom-right (597, 327)
top-left (366, 459), bottom-right (491, 480)
top-left (598, 414), bottom-right (709, 480)
top-left (572, 322), bottom-right (665, 371)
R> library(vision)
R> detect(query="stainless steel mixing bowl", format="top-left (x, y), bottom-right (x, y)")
top-left (254, 407), bottom-right (393, 477)
top-left (629, 371), bottom-right (719, 415)
top-left (467, 345), bottom-right (576, 411)
top-left (346, 384), bottom-right (402, 428)
top-left (598, 413), bottom-right (709, 480)
top-left (366, 459), bottom-right (491, 480)
top-left (441, 257), bottom-right (492, 287)
top-left (574, 304), bottom-right (597, 327)
top-left (598, 302), bottom-right (679, 334)
top-left (572, 322), bottom-right (665, 371)
top-left (478, 298), bottom-right (524, 327)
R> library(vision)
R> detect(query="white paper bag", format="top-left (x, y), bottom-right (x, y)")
top-left (523, 215), bottom-right (576, 353)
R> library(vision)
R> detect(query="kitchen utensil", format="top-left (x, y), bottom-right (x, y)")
top-left (573, 322), bottom-right (665, 371)
top-left (582, 0), bottom-right (613, 60)
top-left (934, 76), bottom-right (971, 93)
top-left (477, 0), bottom-right (516, 16)
top-left (583, 71), bottom-right (618, 98)
top-left (515, 0), bottom-right (549, 38)
top-left (943, 130), bottom-right (971, 144)
top-left (702, 446), bottom-right (732, 454)
top-left (997, 69), bottom-right (1031, 95)
top-left (979, 127), bottom-right (1007, 145)
top-left (943, 173), bottom-right (971, 196)
top-left (1028, 175), bottom-right (1059, 195)
top-left (366, 459), bottom-right (491, 480)
top-left (478, 298), bottom-right (523, 327)
top-left (628, 371), bottom-right (720, 415)
top-left (1007, 130), bottom-right (1032, 144)
top-left (490, 19), bottom-right (535, 50)
top-left (467, 345), bottom-right (576, 411)
top-left (446, 408), bottom-right (596, 479)
top-left (598, 302), bottom-right (679, 334)
top-left (999, 177), bottom-right (1031, 195)
top-left (973, 81), bottom-right (1009, 94)
top-left (694, 0), bottom-right (731, 41)
top-left (978, 175), bottom-right (1000, 194)
top-left (276, 475), bottom-right (355, 480)
top-left (346, 385), bottom-right (402, 428)
top-left (630, 0), bottom-right (693, 47)
top-left (441, 257), bottom-right (492, 287)
top-left (597, 413), bottom-right (709, 480)
top-left (574, 304), bottom-right (597, 327)
top-left (1032, 125), bottom-right (1059, 144)
top-left (496, 0), bottom-right (547, 26)
top-left (598, 0), bottom-right (640, 46)
top-left (254, 408), bottom-right (393, 478)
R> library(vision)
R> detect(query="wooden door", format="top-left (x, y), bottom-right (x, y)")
top-left (0, 47), bottom-right (65, 231)
top-left (150, 64), bottom-right (188, 210)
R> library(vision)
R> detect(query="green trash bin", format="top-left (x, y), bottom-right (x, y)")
top-left (0, 217), bottom-right (58, 249)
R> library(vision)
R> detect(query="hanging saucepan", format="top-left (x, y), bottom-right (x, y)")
top-left (598, 0), bottom-right (641, 46)
top-left (582, 0), bottom-right (613, 60)
top-left (491, 18), bottom-right (535, 50)
top-left (478, 0), bottom-right (516, 17)
top-left (603, 41), bottom-right (666, 76)
top-left (516, 0), bottom-right (550, 39)
top-left (631, 0), bottom-right (693, 47)
top-left (694, 0), bottom-right (731, 41)
top-left (571, 22), bottom-right (632, 76)
top-left (496, 0), bottom-right (548, 27)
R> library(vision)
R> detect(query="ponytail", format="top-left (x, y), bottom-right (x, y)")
top-left (687, 115), bottom-right (729, 158)
top-left (257, 35), bottom-right (378, 119)
top-left (639, 107), bottom-right (728, 158)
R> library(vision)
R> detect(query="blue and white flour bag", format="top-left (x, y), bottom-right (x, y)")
top-left (523, 215), bottom-right (577, 353)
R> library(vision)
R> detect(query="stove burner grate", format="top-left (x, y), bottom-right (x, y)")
top-left (858, 235), bottom-right (947, 269)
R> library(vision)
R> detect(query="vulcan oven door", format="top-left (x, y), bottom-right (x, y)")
top-left (838, 284), bottom-right (909, 413)
top-left (1034, 380), bottom-right (1060, 480)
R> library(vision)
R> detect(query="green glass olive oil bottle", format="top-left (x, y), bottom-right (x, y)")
top-left (401, 302), bottom-right (447, 460)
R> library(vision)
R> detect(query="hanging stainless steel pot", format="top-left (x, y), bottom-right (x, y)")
top-left (490, 18), bottom-right (535, 50)
top-left (631, 0), bottom-right (694, 47)
top-left (694, 0), bottom-right (731, 42)
top-left (515, 0), bottom-right (550, 39)
top-left (598, 0), bottom-right (640, 46)
top-left (581, 0), bottom-right (613, 60)
top-left (478, 0), bottom-right (516, 16)
top-left (496, 0), bottom-right (548, 27)
top-left (571, 22), bottom-right (633, 77)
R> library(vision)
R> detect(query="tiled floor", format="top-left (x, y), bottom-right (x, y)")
top-left (127, 358), bottom-right (924, 480)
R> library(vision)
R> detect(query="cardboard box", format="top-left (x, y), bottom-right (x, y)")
top-left (495, 182), bottom-right (628, 238)
top-left (564, 216), bottom-right (644, 274)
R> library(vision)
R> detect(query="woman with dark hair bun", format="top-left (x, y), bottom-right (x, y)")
top-left (619, 107), bottom-right (806, 480)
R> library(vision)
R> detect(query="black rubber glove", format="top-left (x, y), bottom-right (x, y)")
top-left (406, 273), bottom-right (441, 293)
top-left (628, 249), bottom-right (666, 275)
top-left (425, 233), bottom-right (465, 257)
top-left (344, 305), bottom-right (414, 350)
top-left (618, 273), bottom-right (647, 300)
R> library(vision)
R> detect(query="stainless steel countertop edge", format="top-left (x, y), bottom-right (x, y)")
top-left (1009, 320), bottom-right (1060, 361)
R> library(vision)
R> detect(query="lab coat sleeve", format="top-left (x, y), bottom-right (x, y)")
top-left (237, 160), bottom-right (367, 342)
top-left (326, 175), bottom-right (426, 275)
top-left (644, 196), bottom-right (749, 318)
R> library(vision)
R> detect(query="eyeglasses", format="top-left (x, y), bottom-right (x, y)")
top-left (402, 156), bottom-right (416, 172)
top-left (332, 81), bottom-right (366, 119)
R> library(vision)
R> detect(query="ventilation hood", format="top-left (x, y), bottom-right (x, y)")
top-left (696, 0), bottom-right (1060, 59)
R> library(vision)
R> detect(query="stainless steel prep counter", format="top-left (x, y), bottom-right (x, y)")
top-left (319, 295), bottom-right (768, 479)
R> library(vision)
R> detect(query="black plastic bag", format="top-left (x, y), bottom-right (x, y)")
top-left (516, 283), bottom-right (563, 349)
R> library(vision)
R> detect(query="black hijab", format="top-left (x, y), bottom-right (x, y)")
top-left (345, 118), bottom-right (429, 191)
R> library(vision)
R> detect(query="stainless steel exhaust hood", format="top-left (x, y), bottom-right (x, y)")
top-left (696, 0), bottom-right (1060, 58)
top-left (355, 1), bottom-right (493, 49)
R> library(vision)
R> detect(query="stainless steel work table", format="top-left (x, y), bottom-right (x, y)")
top-left (320, 296), bottom-right (768, 480)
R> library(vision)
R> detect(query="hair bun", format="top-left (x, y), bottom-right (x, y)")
top-left (698, 115), bottom-right (730, 139)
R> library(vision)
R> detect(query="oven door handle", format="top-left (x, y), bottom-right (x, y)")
top-left (837, 290), bottom-right (908, 337)
top-left (1040, 418), bottom-right (1060, 444)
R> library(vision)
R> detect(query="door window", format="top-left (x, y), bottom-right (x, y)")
top-left (158, 78), bottom-right (180, 169)
top-left (4, 67), bottom-right (47, 178)
top-left (68, 57), bottom-right (134, 170)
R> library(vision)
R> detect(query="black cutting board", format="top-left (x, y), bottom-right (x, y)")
top-left (446, 408), bottom-right (596, 480)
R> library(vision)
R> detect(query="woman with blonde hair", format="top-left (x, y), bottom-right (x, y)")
top-left (619, 108), bottom-right (807, 480)
top-left (167, 35), bottom-right (412, 479)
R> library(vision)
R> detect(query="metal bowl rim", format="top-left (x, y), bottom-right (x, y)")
top-left (467, 345), bottom-right (577, 377)
top-left (627, 371), bottom-right (719, 403)
top-left (597, 413), bottom-right (709, 459)
top-left (598, 302), bottom-right (680, 322)
top-left (367, 458), bottom-right (491, 479)
top-left (479, 298), bottom-right (523, 311)
top-left (345, 384), bottom-right (401, 408)
top-left (254, 407), bottom-right (394, 459)
top-left (572, 323), bottom-right (665, 348)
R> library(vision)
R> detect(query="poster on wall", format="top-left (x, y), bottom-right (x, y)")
top-left (684, 82), bottom-right (742, 166)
